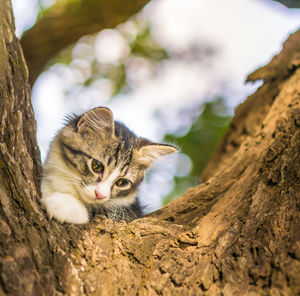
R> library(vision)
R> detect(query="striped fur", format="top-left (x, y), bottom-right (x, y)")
top-left (41, 107), bottom-right (177, 224)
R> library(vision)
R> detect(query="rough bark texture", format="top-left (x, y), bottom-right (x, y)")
top-left (1, 0), bottom-right (300, 295)
top-left (20, 0), bottom-right (151, 86)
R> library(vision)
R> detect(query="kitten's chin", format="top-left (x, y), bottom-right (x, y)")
top-left (103, 193), bottom-right (137, 209)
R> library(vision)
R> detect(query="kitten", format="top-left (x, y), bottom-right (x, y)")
top-left (41, 107), bottom-right (177, 224)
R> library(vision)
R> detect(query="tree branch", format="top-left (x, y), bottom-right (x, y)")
top-left (20, 0), bottom-right (151, 86)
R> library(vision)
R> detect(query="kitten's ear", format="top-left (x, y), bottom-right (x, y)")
top-left (136, 138), bottom-right (178, 167)
top-left (77, 107), bottom-right (114, 134)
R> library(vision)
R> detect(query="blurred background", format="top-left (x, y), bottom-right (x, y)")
top-left (12, 0), bottom-right (300, 212)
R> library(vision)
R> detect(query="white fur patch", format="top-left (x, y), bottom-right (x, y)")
top-left (105, 191), bottom-right (136, 209)
top-left (86, 168), bottom-right (121, 203)
top-left (42, 192), bottom-right (89, 224)
top-left (97, 168), bottom-right (121, 197)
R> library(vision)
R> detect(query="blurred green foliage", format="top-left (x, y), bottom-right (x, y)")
top-left (130, 26), bottom-right (169, 60)
top-left (164, 97), bottom-right (231, 203)
top-left (48, 16), bottom-right (169, 97)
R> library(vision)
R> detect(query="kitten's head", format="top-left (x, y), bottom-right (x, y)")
top-left (57, 107), bottom-right (177, 208)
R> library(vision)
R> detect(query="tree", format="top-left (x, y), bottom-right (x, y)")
top-left (1, 0), bottom-right (300, 295)
top-left (20, 0), bottom-right (151, 86)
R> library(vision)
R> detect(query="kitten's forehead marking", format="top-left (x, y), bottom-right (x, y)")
top-left (119, 149), bottom-right (134, 174)
top-left (113, 142), bottom-right (122, 165)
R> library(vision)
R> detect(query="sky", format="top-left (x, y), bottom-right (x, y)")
top-left (12, 0), bottom-right (300, 211)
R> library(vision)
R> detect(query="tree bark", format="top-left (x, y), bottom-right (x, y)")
top-left (20, 0), bottom-right (151, 86)
top-left (1, 1), bottom-right (300, 295)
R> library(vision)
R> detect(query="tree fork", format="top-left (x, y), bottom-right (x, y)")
top-left (1, 0), bottom-right (300, 294)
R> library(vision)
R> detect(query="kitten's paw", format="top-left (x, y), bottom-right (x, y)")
top-left (42, 193), bottom-right (89, 224)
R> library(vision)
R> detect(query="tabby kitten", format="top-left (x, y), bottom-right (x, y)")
top-left (41, 107), bottom-right (177, 224)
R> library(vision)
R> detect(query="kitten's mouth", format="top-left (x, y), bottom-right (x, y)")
top-left (95, 190), bottom-right (107, 200)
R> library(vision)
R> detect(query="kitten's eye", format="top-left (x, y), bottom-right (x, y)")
top-left (91, 159), bottom-right (104, 173)
top-left (115, 178), bottom-right (130, 188)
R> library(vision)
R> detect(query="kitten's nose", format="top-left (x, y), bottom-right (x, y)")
top-left (95, 190), bottom-right (106, 200)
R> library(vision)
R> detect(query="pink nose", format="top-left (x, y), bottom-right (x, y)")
top-left (95, 191), bottom-right (106, 200)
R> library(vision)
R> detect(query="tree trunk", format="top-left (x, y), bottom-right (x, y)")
top-left (1, 1), bottom-right (300, 295)
top-left (20, 0), bottom-right (151, 86)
